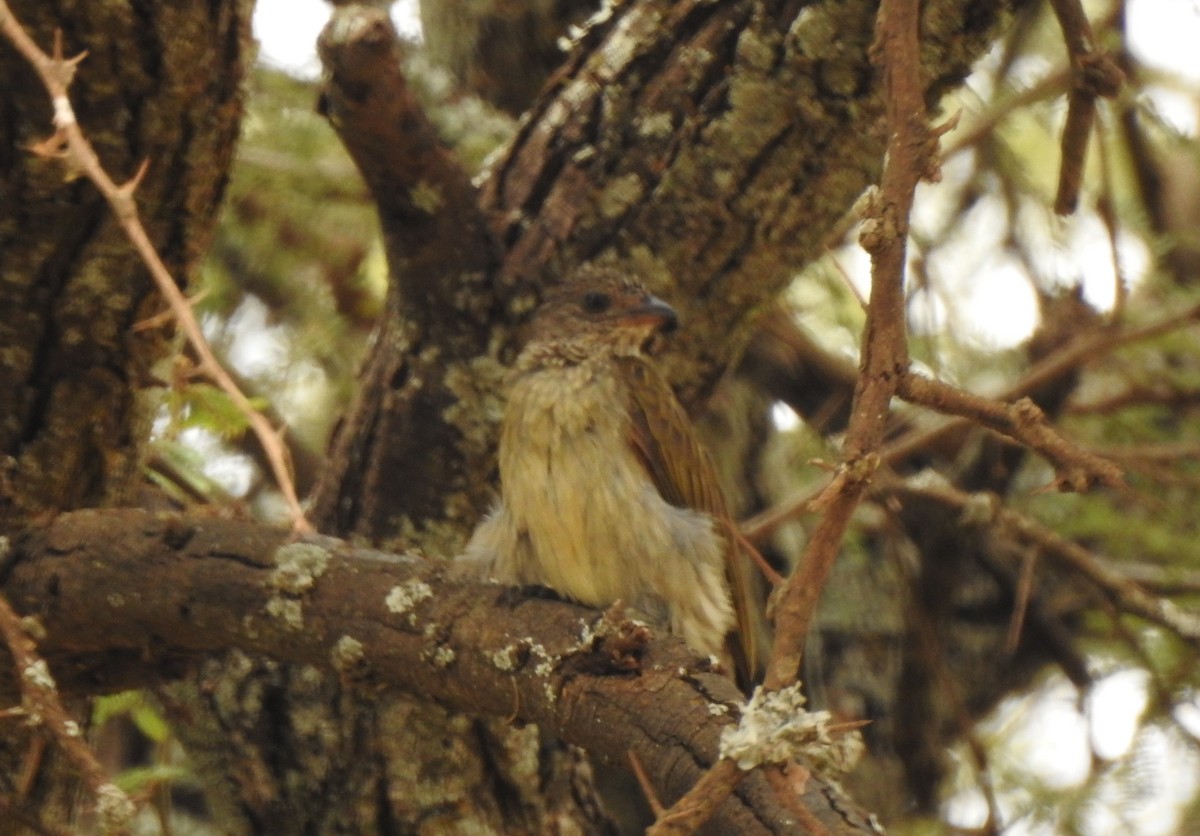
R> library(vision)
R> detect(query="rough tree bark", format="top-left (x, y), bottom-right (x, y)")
top-left (3, 507), bottom-right (874, 833)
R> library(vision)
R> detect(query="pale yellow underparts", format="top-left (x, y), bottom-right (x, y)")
top-left (464, 348), bottom-right (734, 660)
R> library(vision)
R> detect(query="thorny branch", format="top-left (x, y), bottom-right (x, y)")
top-left (0, 1), bottom-right (311, 533)
top-left (646, 760), bottom-right (747, 836)
top-left (0, 593), bottom-right (133, 832)
top-left (737, 13), bottom-right (1151, 805)
top-left (763, 0), bottom-right (929, 693)
top-left (647, 2), bottom-right (940, 824)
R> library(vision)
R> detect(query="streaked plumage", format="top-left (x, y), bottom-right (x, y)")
top-left (463, 267), bottom-right (758, 686)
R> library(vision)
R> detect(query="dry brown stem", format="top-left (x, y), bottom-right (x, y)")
top-left (880, 301), bottom-right (1200, 458)
top-left (1047, 0), bottom-right (1125, 213)
top-left (647, 759), bottom-right (746, 835)
top-left (764, 0), bottom-right (927, 692)
top-left (0, 593), bottom-right (133, 831)
top-left (763, 765), bottom-right (832, 835)
top-left (897, 375), bottom-right (1124, 492)
top-left (627, 750), bottom-right (666, 818)
top-left (943, 65), bottom-right (1072, 158)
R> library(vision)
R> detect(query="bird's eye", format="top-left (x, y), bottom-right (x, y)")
top-left (581, 292), bottom-right (611, 314)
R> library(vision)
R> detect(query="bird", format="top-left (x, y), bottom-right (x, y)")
top-left (463, 265), bottom-right (759, 687)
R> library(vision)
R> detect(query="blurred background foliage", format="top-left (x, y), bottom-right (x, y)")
top-left (119, 0), bottom-right (1200, 832)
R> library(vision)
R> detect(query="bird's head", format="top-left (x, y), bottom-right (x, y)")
top-left (524, 267), bottom-right (679, 361)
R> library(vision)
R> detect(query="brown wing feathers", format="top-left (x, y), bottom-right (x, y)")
top-left (616, 355), bottom-right (760, 689)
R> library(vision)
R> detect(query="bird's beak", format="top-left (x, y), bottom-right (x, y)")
top-left (623, 294), bottom-right (679, 335)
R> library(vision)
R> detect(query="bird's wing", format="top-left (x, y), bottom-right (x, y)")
top-left (615, 355), bottom-right (759, 689)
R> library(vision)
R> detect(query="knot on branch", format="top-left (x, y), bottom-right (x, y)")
top-left (857, 188), bottom-right (900, 255)
top-left (1047, 464), bottom-right (1119, 494)
top-left (1011, 396), bottom-right (1046, 427)
top-left (920, 111), bottom-right (961, 183)
top-left (269, 541), bottom-right (332, 595)
top-left (811, 453), bottom-right (881, 514)
top-left (95, 783), bottom-right (136, 832)
top-left (319, 5), bottom-right (397, 68)
top-left (718, 683), bottom-right (863, 774)
top-left (1009, 397), bottom-right (1125, 492)
top-left (558, 604), bottom-right (653, 679)
top-left (844, 451), bottom-right (881, 488)
top-left (1075, 50), bottom-right (1125, 98)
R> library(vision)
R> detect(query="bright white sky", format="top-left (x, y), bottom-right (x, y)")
top-left (255, 0), bottom-right (420, 77)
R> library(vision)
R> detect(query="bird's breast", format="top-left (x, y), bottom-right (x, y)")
top-left (500, 366), bottom-right (645, 607)
top-left (496, 363), bottom-right (731, 657)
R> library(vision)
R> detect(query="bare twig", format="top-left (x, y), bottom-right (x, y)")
top-left (1047, 0), bottom-right (1125, 213)
top-left (1094, 559), bottom-right (1200, 596)
top-left (0, 593), bottom-right (134, 831)
top-left (762, 766), bottom-right (831, 835)
top-left (880, 301), bottom-right (1200, 462)
top-left (959, 727), bottom-right (1003, 836)
top-left (740, 482), bottom-right (824, 545)
top-left (627, 751), bottom-right (666, 818)
top-left (1083, 441), bottom-right (1200, 464)
top-left (1015, 303), bottom-right (1200, 401)
top-left (743, 296), bottom-right (1200, 550)
top-left (1095, 142), bottom-right (1129, 318)
top-left (943, 66), bottom-right (1072, 158)
top-left (1069, 384), bottom-right (1200, 416)
top-left (897, 375), bottom-right (1124, 492)
top-left (1005, 547), bottom-right (1037, 654)
top-left (763, 0), bottom-right (929, 691)
top-left (0, 2), bottom-right (311, 533)
top-left (647, 759), bottom-right (745, 835)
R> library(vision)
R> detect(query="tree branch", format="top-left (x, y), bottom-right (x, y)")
top-left (896, 375), bottom-right (1123, 492)
top-left (880, 476), bottom-right (1200, 642)
top-left (0, 508), bottom-right (878, 834)
top-left (764, 0), bottom-right (928, 692)
top-left (310, 4), bottom-right (503, 540)
top-left (0, 592), bottom-right (134, 831)
top-left (316, 5), bottom-right (497, 341)
top-left (1046, 0), bottom-right (1124, 213)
